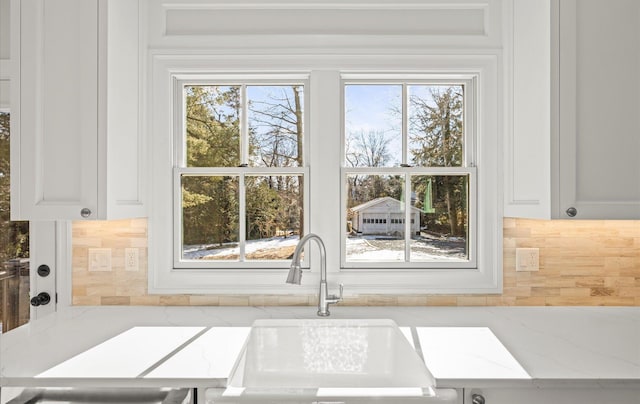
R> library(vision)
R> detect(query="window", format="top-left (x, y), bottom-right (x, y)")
top-left (173, 80), bottom-right (309, 268)
top-left (341, 79), bottom-right (476, 268)
top-left (150, 55), bottom-right (500, 294)
top-left (0, 111), bottom-right (30, 332)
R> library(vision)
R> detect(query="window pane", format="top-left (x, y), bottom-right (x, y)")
top-left (245, 175), bottom-right (303, 260)
top-left (410, 175), bottom-right (468, 261)
top-left (248, 86), bottom-right (303, 168)
top-left (181, 175), bottom-right (240, 261)
top-left (346, 174), bottom-right (405, 262)
top-left (0, 112), bottom-right (30, 333)
top-left (185, 86), bottom-right (241, 167)
top-left (345, 85), bottom-right (402, 167)
top-left (408, 85), bottom-right (464, 167)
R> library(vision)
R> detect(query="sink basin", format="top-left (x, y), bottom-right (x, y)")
top-left (227, 319), bottom-right (436, 392)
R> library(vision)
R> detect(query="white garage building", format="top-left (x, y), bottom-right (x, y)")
top-left (350, 197), bottom-right (421, 235)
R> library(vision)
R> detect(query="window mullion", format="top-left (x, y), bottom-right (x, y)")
top-left (404, 171), bottom-right (411, 262)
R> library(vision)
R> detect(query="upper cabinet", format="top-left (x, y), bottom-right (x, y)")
top-left (10, 0), bottom-right (145, 220)
top-left (506, 0), bottom-right (640, 219)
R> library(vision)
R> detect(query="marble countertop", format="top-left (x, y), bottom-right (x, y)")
top-left (1, 306), bottom-right (639, 390)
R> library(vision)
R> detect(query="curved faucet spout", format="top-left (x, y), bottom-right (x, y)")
top-left (286, 233), bottom-right (343, 316)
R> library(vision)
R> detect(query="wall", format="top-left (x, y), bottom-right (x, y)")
top-left (71, 218), bottom-right (640, 306)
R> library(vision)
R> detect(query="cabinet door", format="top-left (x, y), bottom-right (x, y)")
top-left (557, 0), bottom-right (640, 219)
top-left (13, 0), bottom-right (98, 221)
top-left (465, 387), bottom-right (640, 404)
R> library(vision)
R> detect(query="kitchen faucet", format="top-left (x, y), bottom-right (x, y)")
top-left (286, 233), bottom-right (343, 316)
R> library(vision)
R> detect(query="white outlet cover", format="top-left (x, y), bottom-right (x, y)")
top-left (516, 248), bottom-right (539, 272)
top-left (125, 248), bottom-right (139, 272)
top-left (88, 248), bottom-right (112, 272)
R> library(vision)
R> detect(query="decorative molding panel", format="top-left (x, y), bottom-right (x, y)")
top-left (146, 0), bottom-right (502, 50)
top-left (164, 6), bottom-right (487, 36)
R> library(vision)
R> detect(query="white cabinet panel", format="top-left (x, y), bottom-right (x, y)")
top-left (16, 0), bottom-right (98, 220)
top-left (11, 0), bottom-right (145, 220)
top-left (557, 0), bottom-right (640, 219)
top-left (506, 0), bottom-right (640, 219)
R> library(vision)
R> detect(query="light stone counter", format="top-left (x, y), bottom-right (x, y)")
top-left (1, 306), bottom-right (639, 392)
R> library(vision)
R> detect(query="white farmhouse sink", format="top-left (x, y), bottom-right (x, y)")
top-left (227, 319), bottom-right (437, 394)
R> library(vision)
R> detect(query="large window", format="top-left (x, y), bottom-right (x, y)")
top-left (174, 80), bottom-right (309, 268)
top-left (151, 55), bottom-right (500, 294)
top-left (341, 79), bottom-right (476, 268)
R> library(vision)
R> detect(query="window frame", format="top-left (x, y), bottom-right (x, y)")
top-left (148, 54), bottom-right (502, 295)
top-left (172, 76), bottom-right (310, 269)
top-left (340, 75), bottom-right (478, 269)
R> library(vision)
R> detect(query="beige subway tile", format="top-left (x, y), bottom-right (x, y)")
top-left (101, 296), bottom-right (131, 305)
top-left (502, 286), bottom-right (532, 297)
top-left (503, 227), bottom-right (531, 238)
top-left (72, 286), bottom-right (87, 297)
top-left (590, 287), bottom-right (616, 297)
top-left (487, 296), bottom-right (516, 306)
top-left (341, 296), bottom-right (369, 306)
top-left (397, 296), bottom-right (428, 306)
top-left (515, 296), bottom-right (546, 306)
top-left (456, 296), bottom-right (487, 306)
top-left (425, 296), bottom-right (458, 306)
top-left (531, 287), bottom-right (561, 297)
top-left (189, 295), bottom-right (221, 306)
top-left (159, 295), bottom-right (191, 306)
top-left (587, 297), bottom-right (636, 306)
top-left (544, 297), bottom-right (590, 306)
top-left (365, 295), bottom-right (398, 306)
top-left (618, 287), bottom-right (640, 297)
top-left (277, 295), bottom-right (312, 306)
top-left (219, 296), bottom-right (250, 306)
top-left (543, 277), bottom-right (576, 288)
top-left (130, 296), bottom-right (161, 305)
top-left (72, 296), bottom-right (101, 305)
top-left (559, 288), bottom-right (591, 297)
top-left (115, 285), bottom-right (147, 297)
top-left (86, 286), bottom-right (117, 297)
top-left (575, 277), bottom-right (605, 287)
top-left (604, 277), bottom-right (636, 288)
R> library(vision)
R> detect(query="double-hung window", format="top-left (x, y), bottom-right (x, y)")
top-left (341, 76), bottom-right (476, 269)
top-left (151, 54), bottom-right (500, 294)
top-left (173, 77), bottom-right (309, 269)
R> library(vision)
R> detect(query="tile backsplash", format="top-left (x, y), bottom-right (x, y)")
top-left (71, 218), bottom-right (640, 306)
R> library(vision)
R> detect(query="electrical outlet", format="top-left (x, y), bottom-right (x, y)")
top-left (88, 248), bottom-right (112, 272)
top-left (516, 248), bottom-right (539, 272)
top-left (125, 248), bottom-right (139, 272)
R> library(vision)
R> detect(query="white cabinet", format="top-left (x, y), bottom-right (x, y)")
top-left (464, 387), bottom-right (639, 404)
top-left (505, 0), bottom-right (640, 219)
top-left (10, 0), bottom-right (144, 220)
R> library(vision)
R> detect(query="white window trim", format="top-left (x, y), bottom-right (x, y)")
top-left (148, 54), bottom-right (502, 295)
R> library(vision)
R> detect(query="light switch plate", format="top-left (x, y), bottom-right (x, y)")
top-left (516, 248), bottom-right (539, 272)
top-left (88, 248), bottom-right (112, 272)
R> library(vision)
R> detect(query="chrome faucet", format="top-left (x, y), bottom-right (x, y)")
top-left (286, 233), bottom-right (343, 316)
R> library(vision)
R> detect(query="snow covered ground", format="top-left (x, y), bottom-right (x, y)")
top-left (345, 236), bottom-right (467, 261)
top-left (183, 236), bottom-right (300, 260)
top-left (183, 234), bottom-right (466, 262)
